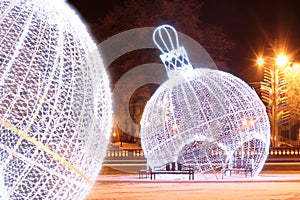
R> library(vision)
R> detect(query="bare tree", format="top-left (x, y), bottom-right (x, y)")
top-left (91, 0), bottom-right (235, 141)
top-left (92, 0), bottom-right (234, 72)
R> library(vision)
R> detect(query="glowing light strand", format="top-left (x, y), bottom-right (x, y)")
top-left (0, 0), bottom-right (112, 199)
top-left (152, 24), bottom-right (194, 77)
top-left (140, 25), bottom-right (270, 179)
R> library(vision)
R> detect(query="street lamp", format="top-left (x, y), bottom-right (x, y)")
top-left (276, 54), bottom-right (288, 67)
top-left (257, 53), bottom-right (289, 147)
top-left (257, 57), bottom-right (264, 67)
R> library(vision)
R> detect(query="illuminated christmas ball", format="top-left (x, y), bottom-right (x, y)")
top-left (140, 25), bottom-right (270, 177)
top-left (0, 0), bottom-right (111, 199)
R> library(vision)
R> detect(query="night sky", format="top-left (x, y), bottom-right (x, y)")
top-left (68, 0), bottom-right (300, 82)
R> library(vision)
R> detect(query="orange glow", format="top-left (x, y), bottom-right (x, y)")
top-left (293, 63), bottom-right (299, 69)
top-left (257, 57), bottom-right (264, 66)
top-left (276, 54), bottom-right (288, 67)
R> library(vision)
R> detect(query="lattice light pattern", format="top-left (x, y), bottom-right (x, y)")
top-left (0, 0), bottom-right (112, 199)
top-left (140, 25), bottom-right (270, 177)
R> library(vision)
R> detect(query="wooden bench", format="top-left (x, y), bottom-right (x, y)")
top-left (150, 162), bottom-right (194, 180)
top-left (224, 159), bottom-right (253, 177)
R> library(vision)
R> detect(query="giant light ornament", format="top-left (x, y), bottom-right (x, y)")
top-left (140, 25), bottom-right (270, 178)
top-left (0, 0), bottom-right (112, 199)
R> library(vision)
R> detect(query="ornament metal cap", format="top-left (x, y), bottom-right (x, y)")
top-left (153, 25), bottom-right (194, 77)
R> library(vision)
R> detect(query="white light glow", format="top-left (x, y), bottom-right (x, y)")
top-left (0, 173), bottom-right (8, 199)
top-left (0, 0), bottom-right (112, 199)
top-left (257, 57), bottom-right (264, 67)
top-left (276, 54), bottom-right (288, 67)
top-left (140, 25), bottom-right (270, 178)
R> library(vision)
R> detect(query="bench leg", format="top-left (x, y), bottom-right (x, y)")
top-left (188, 171), bottom-right (194, 180)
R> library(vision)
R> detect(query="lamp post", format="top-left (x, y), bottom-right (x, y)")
top-left (257, 54), bottom-right (289, 147)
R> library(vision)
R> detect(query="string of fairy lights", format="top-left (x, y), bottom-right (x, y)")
top-left (140, 25), bottom-right (270, 178)
top-left (0, 0), bottom-right (111, 199)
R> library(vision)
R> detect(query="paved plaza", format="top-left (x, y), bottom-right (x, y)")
top-left (86, 166), bottom-right (300, 200)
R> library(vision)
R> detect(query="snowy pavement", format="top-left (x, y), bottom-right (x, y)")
top-left (86, 172), bottom-right (300, 200)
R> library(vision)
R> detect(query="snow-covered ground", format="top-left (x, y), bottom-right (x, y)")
top-left (86, 172), bottom-right (300, 200)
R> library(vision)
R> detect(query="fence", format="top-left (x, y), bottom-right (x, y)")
top-left (268, 147), bottom-right (300, 161)
top-left (105, 149), bottom-right (145, 160)
top-left (103, 147), bottom-right (300, 162)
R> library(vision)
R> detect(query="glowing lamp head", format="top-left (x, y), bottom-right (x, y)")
top-left (276, 54), bottom-right (288, 67)
top-left (257, 57), bottom-right (264, 67)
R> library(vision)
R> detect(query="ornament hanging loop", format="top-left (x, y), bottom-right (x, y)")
top-left (153, 25), bottom-right (180, 53)
top-left (153, 25), bottom-right (193, 77)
